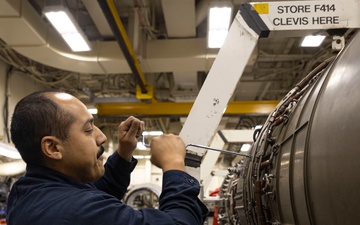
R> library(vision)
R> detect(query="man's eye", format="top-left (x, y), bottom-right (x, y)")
top-left (86, 129), bottom-right (93, 134)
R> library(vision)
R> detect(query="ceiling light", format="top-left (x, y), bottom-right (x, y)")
top-left (0, 142), bottom-right (22, 159)
top-left (301, 35), bottom-right (326, 47)
top-left (137, 141), bottom-right (148, 150)
top-left (208, 6), bottom-right (232, 48)
top-left (240, 143), bottom-right (251, 152)
top-left (133, 155), bottom-right (151, 159)
top-left (87, 108), bottom-right (98, 114)
top-left (142, 131), bottom-right (164, 136)
top-left (44, 6), bottom-right (91, 52)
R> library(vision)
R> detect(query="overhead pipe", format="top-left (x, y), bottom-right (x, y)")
top-left (0, 0), bottom-right (219, 75)
top-left (98, 0), bottom-right (149, 94)
top-left (96, 100), bottom-right (280, 116)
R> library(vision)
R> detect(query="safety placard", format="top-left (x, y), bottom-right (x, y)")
top-left (251, 1), bottom-right (360, 30)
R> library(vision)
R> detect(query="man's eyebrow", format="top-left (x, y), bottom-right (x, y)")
top-left (83, 118), bottom-right (94, 127)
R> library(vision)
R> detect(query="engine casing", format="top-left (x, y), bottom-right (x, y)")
top-left (219, 30), bottom-right (360, 225)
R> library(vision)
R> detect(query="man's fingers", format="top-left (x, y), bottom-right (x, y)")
top-left (118, 117), bottom-right (144, 138)
top-left (136, 121), bottom-right (145, 138)
top-left (125, 120), bottom-right (140, 138)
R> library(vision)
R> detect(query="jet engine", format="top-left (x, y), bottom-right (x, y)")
top-left (218, 30), bottom-right (360, 225)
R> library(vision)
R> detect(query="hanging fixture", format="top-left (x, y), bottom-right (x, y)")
top-left (44, 6), bottom-right (91, 52)
top-left (301, 35), bottom-right (326, 47)
top-left (207, 2), bottom-right (233, 48)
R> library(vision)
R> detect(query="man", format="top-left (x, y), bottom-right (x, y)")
top-left (7, 91), bottom-right (208, 225)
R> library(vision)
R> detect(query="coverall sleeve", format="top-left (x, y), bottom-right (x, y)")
top-left (87, 152), bottom-right (209, 224)
top-left (68, 170), bottom-right (209, 225)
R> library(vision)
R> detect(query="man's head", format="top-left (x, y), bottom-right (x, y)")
top-left (11, 91), bottom-right (73, 164)
top-left (11, 91), bottom-right (107, 183)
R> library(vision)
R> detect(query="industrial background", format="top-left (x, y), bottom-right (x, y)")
top-left (0, 0), bottom-right (359, 224)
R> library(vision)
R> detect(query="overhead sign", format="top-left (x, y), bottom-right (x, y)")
top-left (251, 1), bottom-right (360, 30)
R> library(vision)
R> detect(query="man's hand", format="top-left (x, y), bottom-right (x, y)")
top-left (150, 134), bottom-right (186, 172)
top-left (117, 116), bottom-right (144, 161)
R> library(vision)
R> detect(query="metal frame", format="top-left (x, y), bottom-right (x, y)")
top-left (180, 0), bottom-right (360, 190)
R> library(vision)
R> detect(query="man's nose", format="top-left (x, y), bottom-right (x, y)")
top-left (95, 126), bottom-right (107, 144)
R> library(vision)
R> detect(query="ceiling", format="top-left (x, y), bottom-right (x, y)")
top-left (0, 0), bottom-right (356, 137)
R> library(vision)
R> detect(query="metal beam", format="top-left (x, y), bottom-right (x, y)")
top-left (96, 100), bottom-right (279, 116)
top-left (98, 0), bottom-right (148, 93)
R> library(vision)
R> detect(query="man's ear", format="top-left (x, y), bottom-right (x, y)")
top-left (41, 136), bottom-right (63, 160)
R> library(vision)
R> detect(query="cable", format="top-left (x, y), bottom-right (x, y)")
top-left (3, 66), bottom-right (13, 143)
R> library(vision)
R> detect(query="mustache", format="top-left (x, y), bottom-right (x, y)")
top-left (97, 146), bottom-right (105, 159)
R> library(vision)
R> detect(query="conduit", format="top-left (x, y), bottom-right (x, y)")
top-left (97, 100), bottom-right (279, 116)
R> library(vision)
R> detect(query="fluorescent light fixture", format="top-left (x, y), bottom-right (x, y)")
top-left (240, 143), bottom-right (251, 152)
top-left (208, 6), bottom-right (232, 48)
top-left (142, 131), bottom-right (164, 136)
top-left (137, 141), bottom-right (148, 150)
top-left (0, 142), bottom-right (22, 159)
top-left (44, 6), bottom-right (91, 52)
top-left (301, 35), bottom-right (326, 47)
top-left (87, 108), bottom-right (98, 114)
top-left (133, 155), bottom-right (151, 159)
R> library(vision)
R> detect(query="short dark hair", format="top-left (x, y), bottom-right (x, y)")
top-left (10, 91), bottom-right (76, 165)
